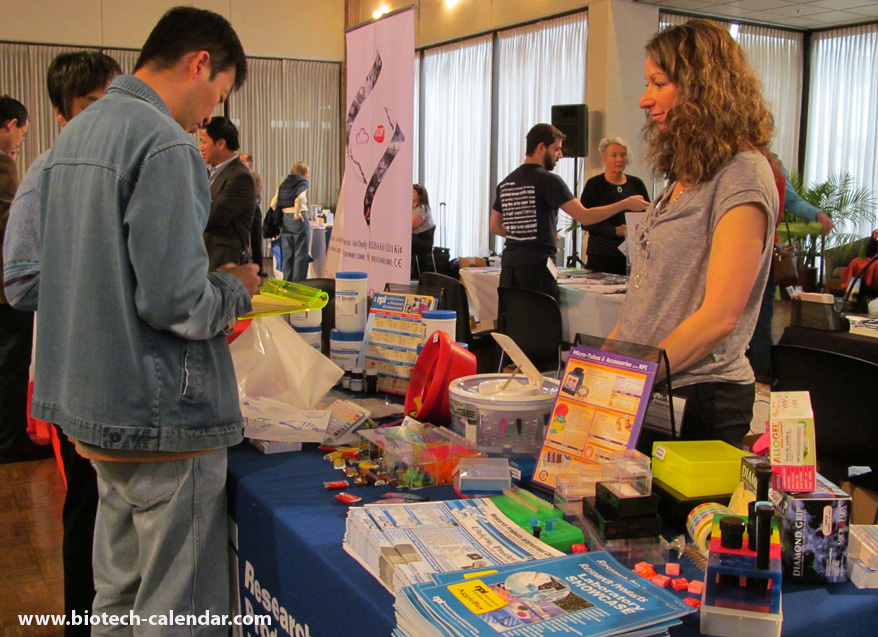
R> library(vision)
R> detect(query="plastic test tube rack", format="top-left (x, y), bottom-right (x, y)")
top-left (700, 512), bottom-right (782, 637)
top-left (490, 488), bottom-right (584, 553)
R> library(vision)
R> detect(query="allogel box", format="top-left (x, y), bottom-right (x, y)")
top-left (769, 391), bottom-right (816, 492)
top-left (773, 474), bottom-right (851, 583)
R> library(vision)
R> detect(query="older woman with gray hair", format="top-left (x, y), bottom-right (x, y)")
top-left (579, 136), bottom-right (650, 275)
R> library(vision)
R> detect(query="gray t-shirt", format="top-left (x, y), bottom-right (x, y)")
top-left (617, 151), bottom-right (778, 387)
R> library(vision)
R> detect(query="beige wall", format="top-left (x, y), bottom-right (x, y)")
top-left (585, 0), bottom-right (659, 191)
top-left (0, 0), bottom-right (345, 61)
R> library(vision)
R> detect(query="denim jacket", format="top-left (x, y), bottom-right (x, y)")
top-left (32, 75), bottom-right (252, 452)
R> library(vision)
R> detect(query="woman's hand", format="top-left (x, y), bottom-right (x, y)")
top-left (623, 195), bottom-right (649, 212)
top-left (615, 224), bottom-right (627, 237)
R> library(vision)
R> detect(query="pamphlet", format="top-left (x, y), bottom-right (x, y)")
top-left (393, 551), bottom-right (694, 637)
top-left (364, 292), bottom-right (438, 395)
top-left (533, 345), bottom-right (658, 490)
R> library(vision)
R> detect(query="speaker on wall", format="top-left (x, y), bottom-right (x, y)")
top-left (551, 104), bottom-right (588, 158)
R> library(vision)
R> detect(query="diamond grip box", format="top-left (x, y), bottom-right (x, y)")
top-left (773, 474), bottom-right (851, 583)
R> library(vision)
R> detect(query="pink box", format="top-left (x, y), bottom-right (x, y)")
top-left (665, 562), bottom-right (681, 576)
top-left (650, 574), bottom-right (671, 587)
top-left (687, 580), bottom-right (704, 595)
top-left (671, 578), bottom-right (689, 591)
top-left (684, 597), bottom-right (702, 609)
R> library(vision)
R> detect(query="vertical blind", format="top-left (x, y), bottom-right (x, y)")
top-left (421, 35), bottom-right (493, 257)
top-left (805, 24), bottom-right (878, 237)
top-left (495, 12), bottom-right (588, 256)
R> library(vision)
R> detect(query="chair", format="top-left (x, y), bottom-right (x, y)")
top-left (418, 272), bottom-right (495, 372)
top-left (496, 286), bottom-right (563, 376)
top-left (300, 277), bottom-right (335, 354)
top-left (770, 344), bottom-right (878, 484)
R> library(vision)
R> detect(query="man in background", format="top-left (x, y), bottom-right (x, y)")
top-left (240, 152), bottom-right (266, 276)
top-left (200, 115), bottom-right (257, 270)
top-left (0, 96), bottom-right (46, 464)
top-left (490, 123), bottom-right (647, 299)
top-left (33, 7), bottom-right (259, 629)
top-left (4, 52), bottom-right (121, 634)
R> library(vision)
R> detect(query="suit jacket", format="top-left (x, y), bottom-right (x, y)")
top-left (203, 156), bottom-right (257, 270)
top-left (0, 153), bottom-right (20, 304)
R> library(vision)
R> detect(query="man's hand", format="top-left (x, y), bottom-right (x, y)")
top-left (220, 263), bottom-right (260, 297)
top-left (816, 211), bottom-right (834, 235)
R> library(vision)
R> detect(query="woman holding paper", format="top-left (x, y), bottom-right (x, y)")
top-left (579, 136), bottom-right (650, 275)
top-left (612, 19), bottom-right (778, 446)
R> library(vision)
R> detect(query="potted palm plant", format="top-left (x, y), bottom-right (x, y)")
top-left (781, 172), bottom-right (877, 290)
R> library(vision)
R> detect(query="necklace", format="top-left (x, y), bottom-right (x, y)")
top-left (616, 185), bottom-right (623, 194)
top-left (669, 182), bottom-right (689, 204)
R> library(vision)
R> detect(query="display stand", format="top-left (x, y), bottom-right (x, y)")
top-left (531, 335), bottom-right (661, 490)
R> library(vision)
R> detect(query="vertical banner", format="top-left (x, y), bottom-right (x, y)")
top-left (325, 8), bottom-right (414, 291)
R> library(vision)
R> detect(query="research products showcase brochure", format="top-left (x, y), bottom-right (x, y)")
top-left (393, 551), bottom-right (694, 637)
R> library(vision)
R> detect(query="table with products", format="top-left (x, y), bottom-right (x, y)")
top-left (459, 267), bottom-right (625, 340)
top-left (778, 324), bottom-right (878, 362)
top-left (226, 443), bottom-right (877, 637)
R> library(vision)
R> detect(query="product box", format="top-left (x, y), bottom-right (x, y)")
top-left (772, 474), bottom-right (851, 583)
top-left (769, 391), bottom-right (817, 492)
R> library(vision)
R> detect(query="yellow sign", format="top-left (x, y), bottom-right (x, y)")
top-left (447, 580), bottom-right (507, 614)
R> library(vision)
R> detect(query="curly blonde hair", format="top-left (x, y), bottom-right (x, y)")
top-left (642, 19), bottom-right (773, 186)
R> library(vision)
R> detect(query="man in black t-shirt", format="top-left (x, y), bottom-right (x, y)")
top-left (490, 123), bottom-right (648, 299)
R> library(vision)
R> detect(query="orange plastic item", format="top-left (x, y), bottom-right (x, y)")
top-left (404, 331), bottom-right (476, 425)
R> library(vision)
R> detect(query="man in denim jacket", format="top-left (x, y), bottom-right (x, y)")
top-left (32, 7), bottom-right (259, 632)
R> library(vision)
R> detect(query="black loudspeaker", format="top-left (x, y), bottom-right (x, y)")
top-left (551, 104), bottom-right (588, 158)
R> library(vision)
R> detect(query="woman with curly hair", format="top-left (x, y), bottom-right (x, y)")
top-left (612, 19), bottom-right (779, 446)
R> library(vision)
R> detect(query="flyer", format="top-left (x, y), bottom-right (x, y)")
top-left (532, 345), bottom-right (658, 490)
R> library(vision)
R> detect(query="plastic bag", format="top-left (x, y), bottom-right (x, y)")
top-left (230, 315), bottom-right (343, 409)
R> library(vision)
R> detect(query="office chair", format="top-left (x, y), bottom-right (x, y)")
top-left (496, 286), bottom-right (564, 376)
top-left (771, 344), bottom-right (878, 484)
top-left (300, 277), bottom-right (335, 354)
top-left (418, 272), bottom-right (495, 372)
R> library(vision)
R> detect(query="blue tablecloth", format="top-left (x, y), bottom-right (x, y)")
top-left (227, 444), bottom-right (878, 636)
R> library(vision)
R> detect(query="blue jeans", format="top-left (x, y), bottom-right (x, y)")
top-left (91, 450), bottom-right (229, 636)
top-left (280, 214), bottom-right (310, 282)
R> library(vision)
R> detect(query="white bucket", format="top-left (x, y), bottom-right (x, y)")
top-left (421, 309), bottom-right (456, 343)
top-left (330, 328), bottom-right (364, 370)
top-left (335, 271), bottom-right (368, 332)
top-left (293, 324), bottom-right (322, 351)
top-left (288, 307), bottom-right (322, 328)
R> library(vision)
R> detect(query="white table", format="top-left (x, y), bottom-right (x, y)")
top-left (459, 267), bottom-right (626, 340)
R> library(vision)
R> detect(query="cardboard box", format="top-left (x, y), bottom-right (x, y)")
top-left (773, 474), bottom-right (851, 583)
top-left (769, 391), bottom-right (817, 492)
top-left (840, 481), bottom-right (878, 525)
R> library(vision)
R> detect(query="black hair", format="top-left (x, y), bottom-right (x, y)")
top-left (134, 6), bottom-right (247, 91)
top-left (204, 116), bottom-right (240, 151)
top-left (525, 123), bottom-right (564, 156)
top-left (0, 95), bottom-right (28, 127)
top-left (47, 52), bottom-right (122, 122)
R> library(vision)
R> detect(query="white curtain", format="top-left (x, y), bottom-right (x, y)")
top-left (421, 35), bottom-right (493, 257)
top-left (0, 43), bottom-right (84, 173)
top-left (805, 24), bottom-right (878, 237)
top-left (659, 13), bottom-right (803, 168)
top-left (230, 57), bottom-right (342, 212)
top-left (413, 54), bottom-right (420, 183)
top-left (735, 25), bottom-right (802, 167)
top-left (495, 12), bottom-right (588, 256)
